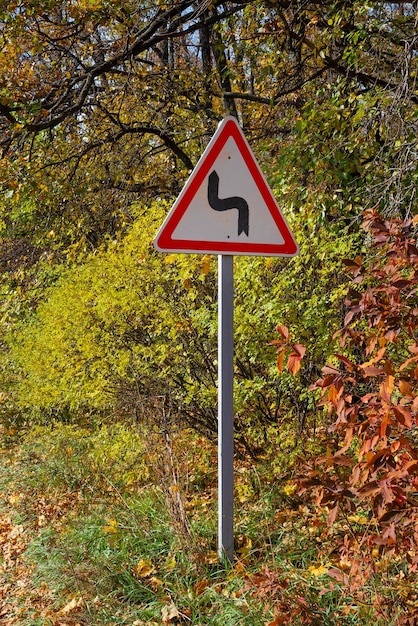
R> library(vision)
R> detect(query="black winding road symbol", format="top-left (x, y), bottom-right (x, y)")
top-left (207, 170), bottom-right (249, 236)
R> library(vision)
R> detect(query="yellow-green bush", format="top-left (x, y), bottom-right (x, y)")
top-left (8, 198), bottom-right (360, 440)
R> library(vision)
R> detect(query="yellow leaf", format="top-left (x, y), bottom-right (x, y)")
top-left (233, 560), bottom-right (247, 575)
top-left (338, 557), bottom-right (352, 570)
top-left (347, 514), bottom-right (369, 525)
top-left (205, 550), bottom-right (220, 565)
top-left (102, 518), bottom-right (118, 534)
top-left (60, 596), bottom-right (83, 615)
top-left (308, 564), bottom-right (330, 577)
top-left (237, 536), bottom-right (253, 559)
top-left (283, 482), bottom-right (297, 496)
top-left (150, 576), bottom-right (164, 588)
top-left (161, 602), bottom-right (180, 623)
top-left (200, 260), bottom-right (211, 275)
top-left (165, 556), bottom-right (177, 570)
top-left (132, 559), bottom-right (155, 578)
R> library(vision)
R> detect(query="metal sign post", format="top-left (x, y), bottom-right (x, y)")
top-left (218, 254), bottom-right (234, 561)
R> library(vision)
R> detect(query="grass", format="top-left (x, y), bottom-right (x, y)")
top-left (0, 420), bottom-right (417, 625)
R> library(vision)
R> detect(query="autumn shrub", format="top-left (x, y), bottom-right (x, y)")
top-left (7, 196), bottom-right (361, 452)
top-left (298, 210), bottom-right (418, 570)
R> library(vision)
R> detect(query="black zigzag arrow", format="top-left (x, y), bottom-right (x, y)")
top-left (207, 170), bottom-right (249, 236)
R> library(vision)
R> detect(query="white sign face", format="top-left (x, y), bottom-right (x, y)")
top-left (154, 116), bottom-right (298, 257)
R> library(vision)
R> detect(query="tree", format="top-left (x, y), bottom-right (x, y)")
top-left (1, 1), bottom-right (416, 238)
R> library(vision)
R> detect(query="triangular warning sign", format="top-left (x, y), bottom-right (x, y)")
top-left (154, 116), bottom-right (298, 257)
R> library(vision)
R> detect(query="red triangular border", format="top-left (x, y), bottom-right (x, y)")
top-left (154, 117), bottom-right (298, 257)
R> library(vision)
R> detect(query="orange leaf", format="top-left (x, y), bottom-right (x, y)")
top-left (403, 459), bottom-right (418, 474)
top-left (276, 349), bottom-right (286, 373)
top-left (287, 350), bottom-right (304, 375)
top-left (287, 344), bottom-right (306, 375)
top-left (327, 503), bottom-right (339, 525)
top-left (380, 413), bottom-right (393, 436)
top-left (362, 346), bottom-right (386, 368)
top-left (380, 375), bottom-right (394, 403)
top-left (399, 379), bottom-right (414, 397)
top-left (399, 355), bottom-right (418, 371)
top-left (200, 260), bottom-right (211, 275)
top-left (328, 381), bottom-right (344, 402)
top-left (393, 406), bottom-right (413, 428)
top-left (384, 359), bottom-right (395, 375)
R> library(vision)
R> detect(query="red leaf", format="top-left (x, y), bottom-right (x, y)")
top-left (392, 279), bottom-right (411, 289)
top-left (333, 455), bottom-right (353, 466)
top-left (328, 567), bottom-right (346, 583)
top-left (292, 344), bottom-right (306, 358)
top-left (322, 365), bottom-right (340, 375)
top-left (276, 324), bottom-right (289, 340)
top-left (342, 257), bottom-right (362, 276)
top-left (384, 329), bottom-right (400, 342)
top-left (379, 510), bottom-right (404, 524)
top-left (344, 309), bottom-right (358, 326)
top-left (321, 374), bottom-right (338, 388)
top-left (380, 480), bottom-right (394, 504)
top-left (335, 354), bottom-right (355, 370)
top-left (362, 366), bottom-right (384, 377)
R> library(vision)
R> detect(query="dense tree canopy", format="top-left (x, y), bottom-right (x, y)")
top-left (0, 0), bottom-right (416, 248)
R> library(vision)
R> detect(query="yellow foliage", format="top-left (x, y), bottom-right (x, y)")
top-left (102, 519), bottom-right (119, 534)
top-left (308, 563), bottom-right (330, 577)
top-left (132, 559), bottom-right (155, 578)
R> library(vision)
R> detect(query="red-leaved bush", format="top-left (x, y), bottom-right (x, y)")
top-left (298, 210), bottom-right (418, 567)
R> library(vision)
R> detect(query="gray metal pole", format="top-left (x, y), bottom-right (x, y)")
top-left (218, 254), bottom-right (234, 561)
